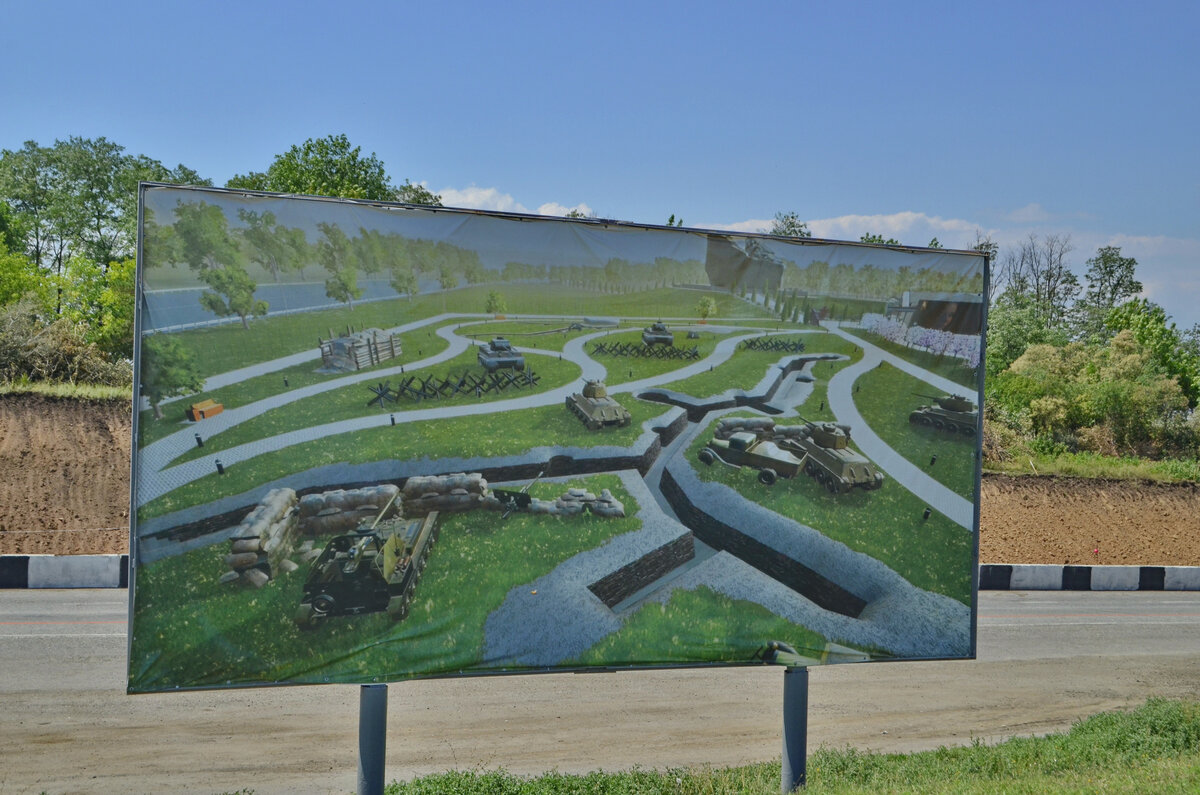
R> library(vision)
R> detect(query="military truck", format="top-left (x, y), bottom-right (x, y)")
top-left (565, 380), bottom-right (632, 430)
top-left (698, 430), bottom-right (805, 485)
top-left (477, 337), bottom-right (526, 372)
top-left (909, 393), bottom-right (978, 437)
top-left (641, 321), bottom-right (674, 347)
top-left (294, 500), bottom-right (439, 629)
top-left (776, 419), bottom-right (885, 493)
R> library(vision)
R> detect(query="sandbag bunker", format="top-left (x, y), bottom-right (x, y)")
top-left (220, 472), bottom-right (625, 589)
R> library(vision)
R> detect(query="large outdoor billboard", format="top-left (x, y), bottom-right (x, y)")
top-left (128, 184), bottom-right (986, 693)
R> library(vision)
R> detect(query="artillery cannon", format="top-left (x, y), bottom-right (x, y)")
top-left (294, 492), bottom-right (439, 629)
top-left (565, 379), bottom-right (632, 430)
top-left (909, 392), bottom-right (978, 437)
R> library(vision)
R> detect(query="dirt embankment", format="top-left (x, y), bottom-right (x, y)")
top-left (1, 394), bottom-right (1197, 564)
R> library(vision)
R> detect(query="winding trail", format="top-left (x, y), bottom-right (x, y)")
top-left (823, 323), bottom-right (976, 529)
top-left (137, 318), bottom-right (796, 505)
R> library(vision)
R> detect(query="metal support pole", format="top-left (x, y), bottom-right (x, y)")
top-left (781, 666), bottom-right (808, 793)
top-left (358, 684), bottom-right (387, 795)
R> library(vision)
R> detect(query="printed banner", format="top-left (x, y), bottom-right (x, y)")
top-left (128, 185), bottom-right (985, 692)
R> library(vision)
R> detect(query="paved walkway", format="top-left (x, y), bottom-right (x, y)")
top-left (823, 323), bottom-right (976, 529)
top-left (137, 321), bottom-right (797, 505)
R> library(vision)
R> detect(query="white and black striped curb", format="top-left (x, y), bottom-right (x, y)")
top-left (0, 555), bottom-right (129, 589)
top-left (979, 564), bottom-right (1200, 591)
top-left (2, 555), bottom-right (1198, 591)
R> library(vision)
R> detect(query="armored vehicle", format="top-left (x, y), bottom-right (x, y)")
top-left (477, 337), bottom-right (525, 372)
top-left (641, 321), bottom-right (674, 347)
top-left (698, 430), bottom-right (805, 485)
top-left (776, 419), bottom-right (885, 493)
top-left (909, 393), bottom-right (978, 437)
top-left (294, 501), bottom-right (439, 629)
top-left (565, 380), bottom-right (632, 430)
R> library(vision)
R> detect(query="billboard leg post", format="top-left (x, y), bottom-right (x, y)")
top-left (358, 683), bottom-right (387, 795)
top-left (781, 666), bottom-right (808, 792)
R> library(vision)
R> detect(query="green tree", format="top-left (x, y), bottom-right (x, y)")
top-left (316, 222), bottom-right (362, 308)
top-left (928, 237), bottom-right (942, 248)
top-left (174, 202), bottom-right (267, 328)
top-left (1074, 246), bottom-right (1142, 339)
top-left (227, 134), bottom-right (394, 200)
top-left (860, 232), bottom-right (900, 246)
top-left (996, 233), bottom-right (1078, 329)
top-left (396, 179), bottom-right (442, 206)
top-left (666, 214), bottom-right (684, 227)
top-left (770, 211), bottom-right (811, 238)
top-left (484, 290), bottom-right (507, 315)
top-left (141, 334), bottom-right (205, 419)
top-left (696, 295), bottom-right (717, 320)
top-left (1106, 298), bottom-right (1200, 406)
top-left (0, 252), bottom-right (45, 306)
top-left (237, 209), bottom-right (307, 282)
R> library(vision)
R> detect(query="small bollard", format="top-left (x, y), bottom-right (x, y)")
top-left (922, 507), bottom-right (931, 520)
top-left (929, 454), bottom-right (938, 467)
top-left (216, 459), bottom-right (225, 475)
top-left (390, 414), bottom-right (395, 426)
top-left (194, 433), bottom-right (204, 449)
top-left (819, 400), bottom-right (825, 411)
top-left (284, 376), bottom-right (289, 387)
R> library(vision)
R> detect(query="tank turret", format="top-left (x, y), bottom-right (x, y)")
top-left (775, 418), bottom-right (884, 493)
top-left (910, 393), bottom-right (979, 437)
top-left (641, 321), bottom-right (674, 347)
top-left (566, 379), bottom-right (632, 430)
top-left (478, 337), bottom-right (526, 372)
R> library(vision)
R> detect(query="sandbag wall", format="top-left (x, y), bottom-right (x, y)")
top-left (297, 484), bottom-right (401, 536)
top-left (221, 488), bottom-right (299, 588)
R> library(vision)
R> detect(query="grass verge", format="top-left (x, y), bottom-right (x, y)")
top-left (381, 699), bottom-right (1200, 794)
top-left (0, 380), bottom-right (132, 401)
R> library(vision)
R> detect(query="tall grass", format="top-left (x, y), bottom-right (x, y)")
top-left (383, 699), bottom-right (1200, 794)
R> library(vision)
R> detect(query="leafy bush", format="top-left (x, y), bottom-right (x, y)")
top-left (0, 298), bottom-right (131, 386)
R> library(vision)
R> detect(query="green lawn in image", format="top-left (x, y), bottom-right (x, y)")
top-left (130, 476), bottom-right (641, 691)
top-left (853, 361), bottom-right (977, 499)
top-left (842, 327), bottom-right (977, 389)
top-left (663, 332), bottom-right (859, 399)
top-left (137, 398), bottom-right (675, 520)
top-left (686, 415), bottom-right (973, 605)
top-left (591, 328), bottom-right (721, 385)
top-left (165, 347), bottom-right (583, 466)
top-left (574, 586), bottom-right (836, 667)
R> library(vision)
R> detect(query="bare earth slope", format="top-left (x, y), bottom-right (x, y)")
top-left (1, 394), bottom-right (1197, 564)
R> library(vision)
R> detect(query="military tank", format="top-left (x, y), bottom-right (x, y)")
top-left (477, 337), bottom-right (525, 372)
top-left (909, 393), bottom-right (979, 437)
top-left (565, 379), bottom-right (632, 430)
top-left (641, 321), bottom-right (674, 346)
top-left (776, 418), bottom-right (885, 493)
top-left (294, 495), bottom-right (440, 629)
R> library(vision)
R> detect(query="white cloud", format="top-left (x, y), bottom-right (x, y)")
top-left (437, 185), bottom-right (529, 213)
top-left (1005, 203), bottom-right (1052, 223)
top-left (708, 211), bottom-right (983, 248)
top-left (535, 201), bottom-right (595, 218)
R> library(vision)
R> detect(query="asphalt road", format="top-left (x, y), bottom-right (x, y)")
top-left (2, 589), bottom-right (1198, 794)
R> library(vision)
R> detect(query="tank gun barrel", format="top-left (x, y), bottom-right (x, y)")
top-left (366, 489), bottom-right (401, 532)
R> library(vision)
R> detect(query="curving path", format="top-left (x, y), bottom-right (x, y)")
top-left (823, 322), bottom-right (976, 529)
top-left (137, 320), bottom-right (802, 505)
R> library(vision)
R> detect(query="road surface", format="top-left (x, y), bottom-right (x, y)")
top-left (2, 589), bottom-right (1197, 794)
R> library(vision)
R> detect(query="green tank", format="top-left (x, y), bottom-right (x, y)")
top-left (641, 321), bottom-right (674, 346)
top-left (776, 418), bottom-right (885, 493)
top-left (909, 393), bottom-right (979, 437)
top-left (294, 497), bottom-right (440, 629)
top-left (565, 379), bottom-right (632, 430)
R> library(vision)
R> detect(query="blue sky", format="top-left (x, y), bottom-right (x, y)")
top-left (4, 1), bottom-right (1198, 327)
